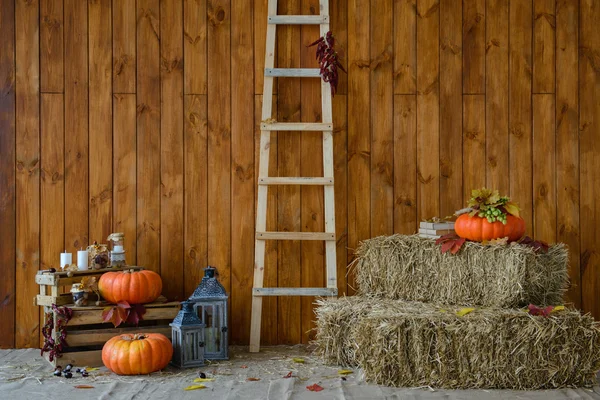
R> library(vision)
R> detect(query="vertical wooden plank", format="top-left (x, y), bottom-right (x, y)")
top-left (394, 0), bottom-right (416, 94)
top-left (330, 0), bottom-right (347, 94)
top-left (462, 0), bottom-right (485, 94)
top-left (370, 0), bottom-right (393, 236)
top-left (254, 0), bottom-right (267, 95)
top-left (462, 95), bottom-right (486, 201)
top-left (393, 95), bottom-right (417, 233)
top-left (416, 0), bottom-right (439, 221)
top-left (533, 94), bottom-right (556, 243)
top-left (439, 0), bottom-right (462, 217)
top-left (485, 0), bottom-right (509, 193)
top-left (113, 94), bottom-right (137, 264)
top-left (580, 0), bottom-right (600, 318)
top-left (533, 0), bottom-right (555, 93)
top-left (556, 0), bottom-right (579, 308)
top-left (254, 94), bottom-right (278, 345)
top-left (300, 0), bottom-right (324, 344)
top-left (333, 95), bottom-right (347, 296)
top-left (41, 94), bottom-right (64, 271)
top-left (136, 0), bottom-right (160, 274)
top-left (347, 0), bottom-right (370, 294)
top-left (15, 0), bottom-right (40, 348)
top-left (89, 0), bottom-right (113, 245)
top-left (509, 0), bottom-right (533, 232)
top-left (184, 95), bottom-right (208, 297)
top-left (113, 0), bottom-right (136, 93)
top-left (40, 0), bottom-right (64, 93)
top-left (0, 0), bottom-right (16, 349)
top-left (184, 0), bottom-right (207, 94)
top-left (276, 0), bottom-right (301, 344)
top-left (231, 0), bottom-right (254, 344)
top-left (160, 0), bottom-right (184, 300)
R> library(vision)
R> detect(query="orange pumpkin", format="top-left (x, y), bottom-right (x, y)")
top-left (98, 269), bottom-right (162, 304)
top-left (102, 333), bottom-right (173, 375)
top-left (454, 213), bottom-right (526, 242)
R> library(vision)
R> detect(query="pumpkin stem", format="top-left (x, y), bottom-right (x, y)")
top-left (133, 334), bottom-right (146, 340)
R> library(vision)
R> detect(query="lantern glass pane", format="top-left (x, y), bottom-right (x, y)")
top-left (203, 304), bottom-right (221, 353)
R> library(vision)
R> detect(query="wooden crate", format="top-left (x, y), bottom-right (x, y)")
top-left (41, 299), bottom-right (180, 368)
top-left (35, 266), bottom-right (144, 307)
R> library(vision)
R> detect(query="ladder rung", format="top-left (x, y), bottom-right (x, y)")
top-left (256, 231), bottom-right (335, 241)
top-left (253, 287), bottom-right (338, 297)
top-left (261, 122), bottom-right (333, 131)
top-left (259, 177), bottom-right (334, 186)
top-left (265, 68), bottom-right (321, 77)
top-left (268, 15), bottom-right (329, 24)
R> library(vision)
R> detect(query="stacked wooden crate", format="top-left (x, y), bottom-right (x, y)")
top-left (418, 221), bottom-right (455, 239)
top-left (35, 267), bottom-right (180, 367)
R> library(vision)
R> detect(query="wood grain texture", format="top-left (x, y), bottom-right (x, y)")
top-left (136, 0), bottom-right (160, 274)
top-left (184, 0), bottom-right (207, 94)
top-left (556, 0), bottom-right (580, 308)
top-left (533, 0), bottom-right (555, 93)
top-left (333, 95), bottom-right (347, 296)
top-left (113, 94), bottom-right (137, 264)
top-left (0, 0), bottom-right (16, 349)
top-left (416, 0), bottom-right (439, 221)
top-left (370, 0), bottom-right (393, 236)
top-left (40, 0), bottom-right (64, 93)
top-left (463, 95), bottom-right (486, 202)
top-left (485, 0), bottom-right (509, 194)
top-left (347, 0), bottom-right (370, 294)
top-left (160, 0), bottom-right (184, 301)
top-left (64, 0), bottom-right (88, 253)
top-left (394, 0), bottom-right (416, 94)
top-left (439, 0), bottom-right (462, 217)
top-left (509, 0), bottom-right (533, 233)
top-left (15, 0), bottom-right (40, 348)
top-left (393, 95), bottom-right (417, 233)
top-left (276, 0), bottom-right (302, 343)
top-left (463, 0), bottom-right (485, 94)
top-left (330, 0), bottom-right (348, 94)
top-left (300, 0), bottom-right (324, 344)
top-left (89, 0), bottom-right (113, 245)
top-left (231, 0), bottom-right (254, 344)
top-left (579, 0), bottom-right (600, 318)
top-left (184, 95), bottom-right (208, 297)
top-left (254, 94), bottom-right (278, 345)
top-left (533, 94), bottom-right (556, 243)
top-left (254, 0), bottom-right (268, 95)
top-left (113, 0), bottom-right (136, 93)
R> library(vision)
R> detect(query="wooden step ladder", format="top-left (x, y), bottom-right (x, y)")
top-left (249, 0), bottom-right (337, 353)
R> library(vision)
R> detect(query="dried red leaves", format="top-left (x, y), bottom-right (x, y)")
top-left (102, 300), bottom-right (146, 327)
top-left (518, 236), bottom-right (549, 253)
top-left (306, 383), bottom-right (324, 392)
top-left (307, 31), bottom-right (346, 97)
top-left (436, 233), bottom-right (466, 255)
top-left (41, 304), bottom-right (73, 361)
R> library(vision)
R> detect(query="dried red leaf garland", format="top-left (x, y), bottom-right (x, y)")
top-left (307, 31), bottom-right (347, 97)
top-left (435, 233), bottom-right (466, 255)
top-left (41, 304), bottom-right (73, 361)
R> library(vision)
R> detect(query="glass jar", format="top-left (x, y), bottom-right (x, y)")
top-left (107, 232), bottom-right (126, 267)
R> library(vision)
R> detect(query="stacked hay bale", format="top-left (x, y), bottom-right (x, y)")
top-left (314, 235), bottom-right (600, 390)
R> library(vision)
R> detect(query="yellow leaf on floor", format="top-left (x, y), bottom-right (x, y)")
top-left (184, 385), bottom-right (206, 391)
top-left (338, 369), bottom-right (353, 375)
top-left (193, 378), bottom-right (215, 382)
top-left (84, 367), bottom-right (100, 372)
top-left (293, 358), bottom-right (305, 363)
top-left (456, 308), bottom-right (475, 317)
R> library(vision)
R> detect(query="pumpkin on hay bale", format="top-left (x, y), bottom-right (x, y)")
top-left (351, 234), bottom-right (568, 308)
top-left (313, 297), bottom-right (600, 390)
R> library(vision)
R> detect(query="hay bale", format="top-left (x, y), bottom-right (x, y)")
top-left (313, 297), bottom-right (600, 389)
top-left (353, 234), bottom-right (568, 307)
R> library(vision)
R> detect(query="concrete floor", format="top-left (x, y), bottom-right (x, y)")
top-left (1, 345), bottom-right (599, 400)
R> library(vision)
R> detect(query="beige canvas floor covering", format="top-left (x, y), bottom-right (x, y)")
top-left (1, 346), bottom-right (599, 400)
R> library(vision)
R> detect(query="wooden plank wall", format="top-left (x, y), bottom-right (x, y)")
top-left (1, 0), bottom-right (599, 348)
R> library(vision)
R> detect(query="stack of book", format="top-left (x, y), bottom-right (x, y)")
top-left (418, 221), bottom-right (455, 239)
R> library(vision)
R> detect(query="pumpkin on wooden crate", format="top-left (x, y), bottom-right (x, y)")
top-left (454, 188), bottom-right (526, 242)
top-left (102, 333), bottom-right (173, 375)
top-left (98, 269), bottom-right (163, 304)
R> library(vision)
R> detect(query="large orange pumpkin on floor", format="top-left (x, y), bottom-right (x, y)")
top-left (454, 213), bottom-right (526, 242)
top-left (98, 269), bottom-right (162, 304)
top-left (102, 333), bottom-right (173, 375)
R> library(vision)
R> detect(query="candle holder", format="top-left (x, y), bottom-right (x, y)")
top-left (107, 232), bottom-right (126, 267)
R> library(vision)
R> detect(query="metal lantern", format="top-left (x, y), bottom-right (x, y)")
top-left (188, 266), bottom-right (229, 360)
top-left (170, 300), bottom-right (205, 368)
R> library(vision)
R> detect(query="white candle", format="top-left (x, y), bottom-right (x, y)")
top-left (60, 252), bottom-right (72, 270)
top-left (113, 245), bottom-right (124, 253)
top-left (77, 250), bottom-right (88, 270)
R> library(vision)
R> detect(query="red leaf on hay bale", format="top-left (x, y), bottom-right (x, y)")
top-left (518, 236), bottom-right (549, 253)
top-left (527, 304), bottom-right (555, 317)
top-left (306, 383), bottom-right (324, 392)
top-left (435, 233), bottom-right (466, 254)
